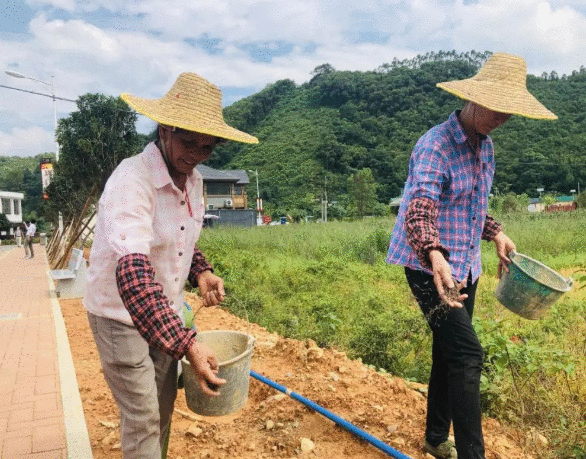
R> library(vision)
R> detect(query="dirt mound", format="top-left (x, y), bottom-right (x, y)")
top-left (61, 296), bottom-right (536, 459)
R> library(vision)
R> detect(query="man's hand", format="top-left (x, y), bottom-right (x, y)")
top-left (185, 341), bottom-right (226, 397)
top-left (429, 250), bottom-right (467, 308)
top-left (493, 231), bottom-right (516, 279)
top-left (197, 270), bottom-right (225, 307)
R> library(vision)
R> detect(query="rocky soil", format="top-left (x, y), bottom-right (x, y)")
top-left (60, 294), bottom-right (540, 459)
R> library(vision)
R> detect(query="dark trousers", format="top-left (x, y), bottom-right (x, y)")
top-left (405, 267), bottom-right (485, 459)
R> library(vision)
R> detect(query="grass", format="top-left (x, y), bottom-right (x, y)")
top-left (196, 210), bottom-right (586, 458)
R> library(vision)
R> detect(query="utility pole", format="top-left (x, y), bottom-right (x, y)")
top-left (324, 176), bottom-right (328, 223)
top-left (248, 169), bottom-right (262, 226)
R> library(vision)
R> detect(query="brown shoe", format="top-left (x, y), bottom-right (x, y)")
top-left (424, 439), bottom-right (457, 458)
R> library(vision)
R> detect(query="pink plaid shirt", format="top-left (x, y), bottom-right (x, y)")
top-left (387, 112), bottom-right (502, 283)
top-left (84, 142), bottom-right (211, 359)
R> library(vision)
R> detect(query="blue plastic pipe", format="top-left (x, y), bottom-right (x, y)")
top-left (250, 370), bottom-right (412, 459)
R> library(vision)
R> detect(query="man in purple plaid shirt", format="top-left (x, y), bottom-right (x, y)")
top-left (387, 53), bottom-right (557, 459)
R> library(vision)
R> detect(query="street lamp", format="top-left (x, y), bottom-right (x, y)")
top-left (5, 70), bottom-right (58, 161)
top-left (247, 169), bottom-right (263, 226)
top-left (6, 70), bottom-right (62, 232)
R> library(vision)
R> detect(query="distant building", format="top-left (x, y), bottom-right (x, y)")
top-left (545, 196), bottom-right (577, 213)
top-left (528, 196), bottom-right (576, 213)
top-left (196, 165), bottom-right (250, 210)
top-left (196, 165), bottom-right (255, 227)
top-left (0, 190), bottom-right (25, 235)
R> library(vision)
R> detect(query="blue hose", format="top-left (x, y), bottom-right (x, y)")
top-left (250, 370), bottom-right (412, 459)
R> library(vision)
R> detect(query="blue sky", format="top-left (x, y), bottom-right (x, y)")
top-left (1, 0), bottom-right (585, 157)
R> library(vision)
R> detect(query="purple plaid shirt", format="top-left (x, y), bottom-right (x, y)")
top-left (386, 111), bottom-right (501, 283)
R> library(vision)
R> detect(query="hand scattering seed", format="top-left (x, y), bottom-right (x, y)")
top-left (424, 280), bottom-right (462, 325)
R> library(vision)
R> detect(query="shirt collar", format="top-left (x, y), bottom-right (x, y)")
top-left (144, 141), bottom-right (201, 190)
top-left (449, 111), bottom-right (490, 159)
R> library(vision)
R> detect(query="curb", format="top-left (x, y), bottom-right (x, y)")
top-left (45, 256), bottom-right (94, 458)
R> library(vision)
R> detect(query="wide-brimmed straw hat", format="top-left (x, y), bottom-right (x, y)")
top-left (121, 73), bottom-right (258, 144)
top-left (436, 52), bottom-right (557, 120)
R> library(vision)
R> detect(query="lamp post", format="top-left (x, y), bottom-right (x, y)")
top-left (248, 169), bottom-right (263, 226)
top-left (6, 71), bottom-right (58, 161)
top-left (6, 70), bottom-right (63, 232)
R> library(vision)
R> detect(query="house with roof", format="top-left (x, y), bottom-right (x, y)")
top-left (196, 165), bottom-right (250, 210)
top-left (0, 190), bottom-right (25, 237)
top-left (0, 191), bottom-right (25, 223)
top-left (528, 196), bottom-right (576, 213)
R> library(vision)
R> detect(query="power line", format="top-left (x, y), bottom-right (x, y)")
top-left (0, 83), bottom-right (77, 102)
top-left (1, 83), bottom-right (136, 114)
top-left (496, 159), bottom-right (586, 166)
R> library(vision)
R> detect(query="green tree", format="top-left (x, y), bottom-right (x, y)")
top-left (0, 213), bottom-right (10, 237)
top-left (347, 168), bottom-right (379, 218)
top-left (45, 93), bottom-right (141, 226)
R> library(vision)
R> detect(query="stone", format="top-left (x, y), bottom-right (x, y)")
top-left (101, 430), bottom-right (117, 446)
top-left (186, 423), bottom-right (203, 438)
top-left (306, 347), bottom-right (324, 360)
top-left (300, 437), bottom-right (315, 453)
top-left (98, 419), bottom-right (119, 429)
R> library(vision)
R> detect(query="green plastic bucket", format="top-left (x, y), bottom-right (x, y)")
top-left (494, 251), bottom-right (573, 320)
top-left (181, 330), bottom-right (255, 416)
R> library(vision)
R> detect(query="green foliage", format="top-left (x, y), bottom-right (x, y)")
top-left (346, 168), bottom-right (379, 218)
top-left (490, 193), bottom-right (530, 215)
top-left (196, 212), bottom-right (586, 458)
top-left (45, 93), bottom-right (141, 225)
top-left (202, 50), bottom-right (586, 217)
top-left (0, 155), bottom-right (46, 223)
top-left (0, 213), bottom-right (10, 234)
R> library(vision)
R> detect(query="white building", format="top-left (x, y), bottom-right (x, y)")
top-left (0, 191), bottom-right (25, 234)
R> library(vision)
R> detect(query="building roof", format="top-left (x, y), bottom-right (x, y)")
top-left (225, 170), bottom-right (250, 185)
top-left (0, 191), bottom-right (24, 199)
top-left (196, 165), bottom-right (249, 184)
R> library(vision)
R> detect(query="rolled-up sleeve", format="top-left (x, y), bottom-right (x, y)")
top-left (405, 197), bottom-right (450, 270)
top-left (116, 253), bottom-right (196, 360)
top-left (481, 213), bottom-right (503, 241)
top-left (187, 245), bottom-right (213, 287)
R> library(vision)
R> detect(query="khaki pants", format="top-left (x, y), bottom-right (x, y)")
top-left (27, 236), bottom-right (34, 257)
top-left (87, 312), bottom-right (178, 459)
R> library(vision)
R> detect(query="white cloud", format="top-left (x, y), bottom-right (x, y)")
top-left (0, 126), bottom-right (56, 157)
top-left (1, 0), bottom-right (586, 156)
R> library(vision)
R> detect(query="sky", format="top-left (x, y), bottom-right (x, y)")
top-left (0, 0), bottom-right (585, 158)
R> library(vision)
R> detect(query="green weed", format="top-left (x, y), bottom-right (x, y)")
top-left (197, 213), bottom-right (586, 458)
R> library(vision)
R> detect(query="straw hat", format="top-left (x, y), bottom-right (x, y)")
top-left (121, 72), bottom-right (259, 144)
top-left (436, 52), bottom-right (557, 120)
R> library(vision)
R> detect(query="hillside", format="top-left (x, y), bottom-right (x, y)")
top-left (208, 50), bottom-right (586, 216)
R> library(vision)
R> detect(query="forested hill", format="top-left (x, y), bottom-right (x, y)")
top-left (208, 50), bottom-right (586, 215)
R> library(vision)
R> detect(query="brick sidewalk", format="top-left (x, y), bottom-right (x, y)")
top-left (0, 245), bottom-right (91, 458)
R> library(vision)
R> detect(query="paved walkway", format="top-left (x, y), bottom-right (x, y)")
top-left (0, 244), bottom-right (92, 458)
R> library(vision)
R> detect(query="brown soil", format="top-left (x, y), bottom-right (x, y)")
top-left (60, 294), bottom-right (538, 459)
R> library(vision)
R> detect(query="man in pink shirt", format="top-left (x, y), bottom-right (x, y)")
top-left (84, 73), bottom-right (258, 459)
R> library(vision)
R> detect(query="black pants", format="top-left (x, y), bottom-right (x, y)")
top-left (405, 267), bottom-right (485, 459)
